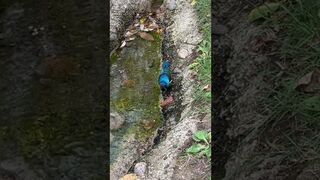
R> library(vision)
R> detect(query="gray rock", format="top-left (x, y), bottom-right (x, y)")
top-left (177, 48), bottom-right (190, 59)
top-left (110, 112), bottom-right (125, 130)
top-left (134, 162), bottom-right (148, 177)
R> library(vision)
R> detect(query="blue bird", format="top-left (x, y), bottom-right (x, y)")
top-left (159, 60), bottom-right (171, 91)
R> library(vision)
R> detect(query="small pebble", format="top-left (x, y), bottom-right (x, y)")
top-left (134, 162), bottom-right (148, 177)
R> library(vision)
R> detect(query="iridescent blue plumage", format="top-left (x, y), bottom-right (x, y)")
top-left (159, 60), bottom-right (171, 90)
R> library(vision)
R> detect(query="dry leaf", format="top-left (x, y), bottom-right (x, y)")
top-left (126, 37), bottom-right (136, 41)
top-left (120, 41), bottom-right (126, 48)
top-left (202, 84), bottom-right (211, 91)
top-left (160, 96), bottom-right (174, 108)
top-left (125, 31), bottom-right (136, 37)
top-left (134, 23), bottom-right (140, 27)
top-left (138, 32), bottom-right (154, 41)
top-left (139, 24), bottom-right (145, 31)
top-left (295, 69), bottom-right (320, 94)
top-left (148, 23), bottom-right (159, 29)
top-left (142, 28), bottom-right (154, 32)
top-left (156, 28), bottom-right (163, 34)
top-left (119, 174), bottom-right (137, 180)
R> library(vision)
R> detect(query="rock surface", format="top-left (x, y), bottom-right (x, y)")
top-left (110, 112), bottom-right (125, 130)
top-left (134, 162), bottom-right (148, 177)
top-left (143, 0), bottom-right (203, 179)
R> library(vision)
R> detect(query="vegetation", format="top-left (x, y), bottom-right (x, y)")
top-left (189, 0), bottom-right (211, 106)
top-left (184, 0), bottom-right (212, 168)
top-left (266, 0), bottom-right (320, 135)
top-left (249, 0), bottom-right (320, 166)
top-left (186, 130), bottom-right (211, 159)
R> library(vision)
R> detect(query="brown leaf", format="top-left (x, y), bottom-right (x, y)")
top-left (125, 36), bottom-right (136, 41)
top-left (295, 69), bottom-right (320, 94)
top-left (160, 96), bottom-right (174, 108)
top-left (139, 24), bottom-right (145, 31)
top-left (138, 32), bottom-right (154, 41)
top-left (148, 23), bottom-right (159, 29)
top-left (125, 30), bottom-right (137, 37)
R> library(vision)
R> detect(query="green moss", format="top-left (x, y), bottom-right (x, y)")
top-left (110, 50), bottom-right (119, 65)
top-left (110, 32), bottom-right (162, 141)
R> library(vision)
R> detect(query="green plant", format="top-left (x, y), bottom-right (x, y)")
top-left (186, 130), bottom-right (211, 159)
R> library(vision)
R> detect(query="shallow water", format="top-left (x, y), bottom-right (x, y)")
top-left (110, 32), bottom-right (162, 164)
top-left (0, 1), bottom-right (107, 179)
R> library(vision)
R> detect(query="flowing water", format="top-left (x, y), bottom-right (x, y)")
top-left (0, 1), bottom-right (107, 179)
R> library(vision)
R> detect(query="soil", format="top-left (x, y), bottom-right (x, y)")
top-left (213, 0), bottom-right (320, 179)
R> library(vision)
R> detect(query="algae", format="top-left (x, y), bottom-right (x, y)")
top-left (110, 31), bottom-right (162, 163)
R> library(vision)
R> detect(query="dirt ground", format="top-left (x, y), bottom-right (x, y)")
top-left (213, 0), bottom-right (320, 179)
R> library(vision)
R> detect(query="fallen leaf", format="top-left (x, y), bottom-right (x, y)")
top-left (119, 174), bottom-right (138, 180)
top-left (124, 31), bottom-right (136, 37)
top-left (191, 0), bottom-right (197, 6)
top-left (126, 37), bottom-right (136, 41)
top-left (160, 96), bottom-right (174, 108)
top-left (138, 32), bottom-right (154, 41)
top-left (248, 2), bottom-right (281, 22)
top-left (148, 16), bottom-right (156, 24)
top-left (134, 23), bottom-right (140, 27)
top-left (142, 28), bottom-right (154, 32)
top-left (295, 69), bottom-right (320, 94)
top-left (148, 23), bottom-right (159, 29)
top-left (120, 41), bottom-right (126, 48)
top-left (139, 24), bottom-right (145, 31)
top-left (202, 84), bottom-right (211, 91)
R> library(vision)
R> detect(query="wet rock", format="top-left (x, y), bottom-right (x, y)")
top-left (110, 112), bottom-right (125, 130)
top-left (213, 24), bottom-right (228, 35)
top-left (134, 162), bottom-right (148, 177)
